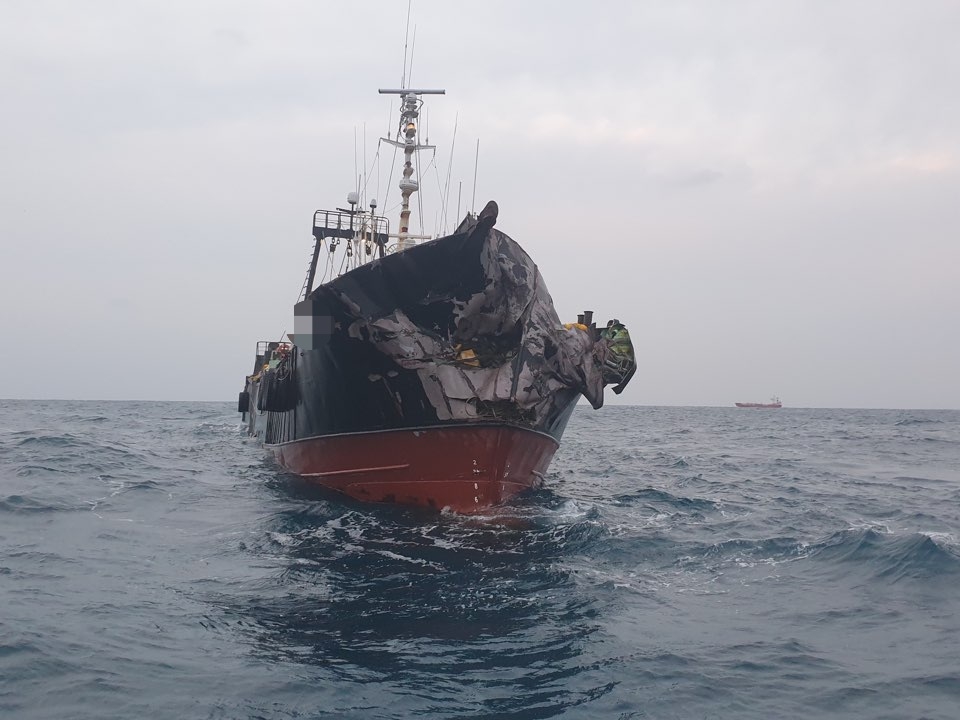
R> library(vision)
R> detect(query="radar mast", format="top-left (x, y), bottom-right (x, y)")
top-left (378, 88), bottom-right (445, 250)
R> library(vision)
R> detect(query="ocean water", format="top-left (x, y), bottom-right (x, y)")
top-left (2, 401), bottom-right (959, 720)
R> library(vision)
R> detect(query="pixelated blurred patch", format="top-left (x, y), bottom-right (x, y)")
top-left (293, 312), bottom-right (334, 350)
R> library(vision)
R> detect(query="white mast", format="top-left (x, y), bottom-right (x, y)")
top-left (378, 88), bottom-right (444, 251)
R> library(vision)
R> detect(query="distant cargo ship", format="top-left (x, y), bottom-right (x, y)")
top-left (735, 396), bottom-right (782, 409)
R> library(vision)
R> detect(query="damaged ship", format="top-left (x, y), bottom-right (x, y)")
top-left (238, 87), bottom-right (636, 513)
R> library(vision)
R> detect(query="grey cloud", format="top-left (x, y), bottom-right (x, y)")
top-left (1, 0), bottom-right (958, 408)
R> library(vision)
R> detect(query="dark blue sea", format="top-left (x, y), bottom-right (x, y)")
top-left (2, 402), bottom-right (960, 719)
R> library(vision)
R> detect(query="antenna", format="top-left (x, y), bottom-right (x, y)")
top-left (378, 89), bottom-right (445, 95)
top-left (471, 139), bottom-right (480, 214)
top-left (401, 0), bottom-right (412, 88)
top-left (408, 25), bottom-right (417, 88)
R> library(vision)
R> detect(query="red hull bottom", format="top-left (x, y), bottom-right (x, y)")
top-left (267, 425), bottom-right (559, 513)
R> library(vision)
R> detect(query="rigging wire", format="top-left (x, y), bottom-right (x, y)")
top-left (415, 144), bottom-right (424, 237)
top-left (440, 113), bottom-right (459, 234)
top-left (433, 154), bottom-right (447, 234)
top-left (353, 127), bottom-right (359, 197)
top-left (382, 140), bottom-right (399, 216)
top-left (317, 240), bottom-right (332, 286)
top-left (471, 138), bottom-right (480, 214)
top-left (415, 144), bottom-right (444, 238)
top-left (361, 134), bottom-right (386, 205)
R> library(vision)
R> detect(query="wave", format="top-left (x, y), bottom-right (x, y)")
top-left (57, 414), bottom-right (110, 423)
top-left (15, 464), bottom-right (70, 477)
top-left (15, 433), bottom-right (87, 448)
top-left (13, 433), bottom-right (144, 460)
top-left (809, 528), bottom-right (960, 582)
top-left (0, 494), bottom-right (75, 514)
top-left (194, 421), bottom-right (243, 435)
top-left (611, 488), bottom-right (718, 512)
top-left (667, 535), bottom-right (807, 570)
top-left (893, 475), bottom-right (951, 485)
top-left (895, 417), bottom-right (945, 426)
top-left (6, 431), bottom-right (166, 485)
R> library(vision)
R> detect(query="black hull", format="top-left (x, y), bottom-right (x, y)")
top-left (246, 354), bottom-right (581, 445)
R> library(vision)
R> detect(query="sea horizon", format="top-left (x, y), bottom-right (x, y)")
top-left (2, 397), bottom-right (958, 412)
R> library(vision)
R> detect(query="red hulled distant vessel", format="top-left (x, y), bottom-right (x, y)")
top-left (735, 396), bottom-right (782, 409)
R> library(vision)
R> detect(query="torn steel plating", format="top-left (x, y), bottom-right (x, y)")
top-left (335, 201), bottom-right (637, 427)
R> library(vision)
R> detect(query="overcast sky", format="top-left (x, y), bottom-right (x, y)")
top-left (2, 1), bottom-right (957, 408)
